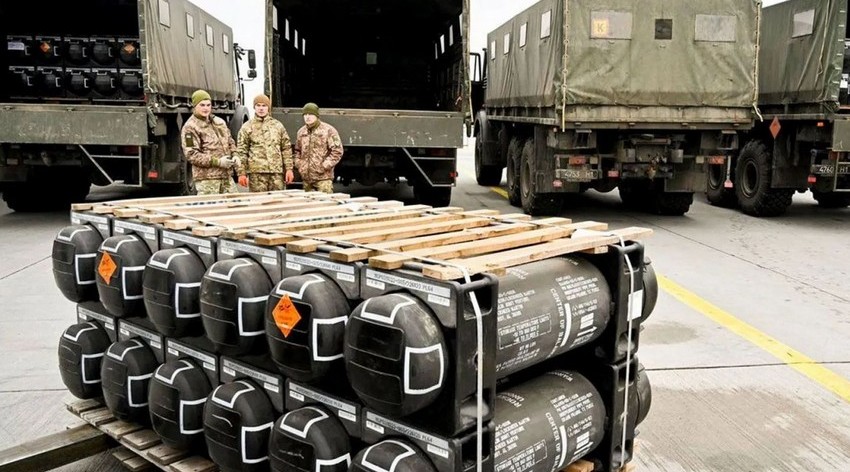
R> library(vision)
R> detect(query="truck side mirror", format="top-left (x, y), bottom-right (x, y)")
top-left (248, 50), bottom-right (257, 70)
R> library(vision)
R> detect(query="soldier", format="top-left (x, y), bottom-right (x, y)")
top-left (180, 89), bottom-right (238, 195)
top-left (235, 94), bottom-right (294, 192)
top-left (294, 102), bottom-right (343, 193)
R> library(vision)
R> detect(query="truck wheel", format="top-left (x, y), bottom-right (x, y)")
top-left (414, 186), bottom-right (452, 208)
top-left (649, 190), bottom-right (693, 216)
top-left (734, 141), bottom-right (793, 216)
top-left (474, 139), bottom-right (502, 186)
top-left (506, 137), bottom-right (523, 206)
top-left (520, 140), bottom-right (561, 215)
top-left (812, 190), bottom-right (850, 209)
top-left (706, 164), bottom-right (736, 208)
top-left (2, 187), bottom-right (39, 212)
top-left (619, 181), bottom-right (650, 211)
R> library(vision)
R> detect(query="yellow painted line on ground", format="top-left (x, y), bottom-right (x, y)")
top-left (658, 274), bottom-right (850, 403)
top-left (490, 187), bottom-right (509, 198)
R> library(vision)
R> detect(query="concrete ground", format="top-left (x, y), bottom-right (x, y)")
top-left (0, 141), bottom-right (848, 471)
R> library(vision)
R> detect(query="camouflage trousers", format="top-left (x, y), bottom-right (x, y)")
top-left (248, 173), bottom-right (285, 192)
top-left (303, 180), bottom-right (334, 194)
top-left (195, 178), bottom-right (238, 195)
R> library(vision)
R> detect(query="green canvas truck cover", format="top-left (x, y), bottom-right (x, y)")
top-left (758, 0), bottom-right (847, 108)
top-left (486, 0), bottom-right (760, 114)
top-left (142, 0), bottom-right (236, 102)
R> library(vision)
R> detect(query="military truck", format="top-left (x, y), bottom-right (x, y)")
top-left (263, 0), bottom-right (469, 207)
top-left (473, 0), bottom-right (760, 216)
top-left (707, 0), bottom-right (850, 215)
top-left (0, 0), bottom-right (255, 211)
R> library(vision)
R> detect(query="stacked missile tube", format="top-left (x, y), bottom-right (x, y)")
top-left (52, 192), bottom-right (657, 472)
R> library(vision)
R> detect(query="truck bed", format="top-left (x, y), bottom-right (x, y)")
top-left (269, 0), bottom-right (467, 114)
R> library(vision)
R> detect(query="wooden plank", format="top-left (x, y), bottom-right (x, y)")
top-left (112, 448), bottom-right (137, 462)
top-left (66, 398), bottom-right (102, 415)
top-left (294, 213), bottom-right (461, 238)
top-left (188, 204), bottom-right (384, 236)
top-left (71, 203), bottom-right (94, 211)
top-left (113, 208), bottom-right (147, 218)
top-left (162, 219), bottom-right (203, 231)
top-left (0, 424), bottom-right (111, 472)
top-left (461, 209), bottom-right (502, 216)
top-left (146, 443), bottom-right (189, 466)
top-left (80, 407), bottom-right (116, 426)
top-left (87, 190), bottom-right (296, 210)
top-left (101, 420), bottom-right (145, 439)
top-left (329, 223), bottom-right (536, 262)
top-left (563, 459), bottom-right (594, 472)
top-left (91, 205), bottom-right (117, 215)
top-left (494, 213), bottom-right (533, 221)
top-left (168, 456), bottom-right (218, 472)
top-left (429, 206), bottom-right (465, 213)
top-left (121, 429), bottom-right (162, 450)
top-left (368, 221), bottom-right (608, 270)
top-left (176, 200), bottom-right (343, 225)
top-left (243, 205), bottom-right (431, 246)
top-left (422, 227), bottom-right (653, 280)
top-left (135, 195), bottom-right (345, 220)
top-left (122, 455), bottom-right (154, 471)
top-left (286, 217), bottom-right (493, 253)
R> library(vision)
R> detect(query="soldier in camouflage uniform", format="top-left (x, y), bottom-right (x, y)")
top-left (235, 94), bottom-right (293, 192)
top-left (294, 103), bottom-right (343, 193)
top-left (181, 89), bottom-right (238, 195)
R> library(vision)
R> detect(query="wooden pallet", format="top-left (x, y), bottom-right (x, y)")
top-left (66, 399), bottom-right (217, 472)
top-left (271, 213), bottom-right (652, 280)
top-left (71, 191), bottom-right (653, 280)
top-left (72, 190), bottom-right (421, 237)
top-left (66, 399), bottom-right (637, 472)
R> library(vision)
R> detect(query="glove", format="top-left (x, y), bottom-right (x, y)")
top-left (285, 170), bottom-right (294, 185)
top-left (216, 156), bottom-right (235, 168)
top-left (238, 175), bottom-right (249, 187)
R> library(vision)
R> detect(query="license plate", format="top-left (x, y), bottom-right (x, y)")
top-left (812, 164), bottom-right (850, 175)
top-left (557, 168), bottom-right (597, 181)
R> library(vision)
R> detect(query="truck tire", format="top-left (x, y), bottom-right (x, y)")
top-left (520, 140), bottom-right (561, 215)
top-left (414, 185), bottom-right (452, 208)
top-left (474, 138), bottom-right (502, 186)
top-left (506, 137), bottom-right (523, 206)
top-left (706, 164), bottom-right (736, 208)
top-left (649, 190), bottom-right (693, 216)
top-left (734, 141), bottom-right (793, 217)
top-left (619, 181), bottom-right (650, 211)
top-left (812, 190), bottom-right (850, 209)
top-left (3, 172), bottom-right (90, 212)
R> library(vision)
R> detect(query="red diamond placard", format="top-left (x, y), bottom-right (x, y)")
top-left (98, 252), bottom-right (117, 284)
top-left (770, 117), bottom-right (782, 139)
top-left (272, 294), bottom-right (301, 338)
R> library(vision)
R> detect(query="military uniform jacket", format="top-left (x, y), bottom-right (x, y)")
top-left (294, 121), bottom-right (344, 183)
top-left (181, 114), bottom-right (237, 181)
top-left (234, 116), bottom-right (293, 175)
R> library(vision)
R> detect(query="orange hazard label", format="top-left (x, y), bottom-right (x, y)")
top-left (272, 294), bottom-right (301, 338)
top-left (770, 117), bottom-right (782, 139)
top-left (98, 252), bottom-right (117, 284)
